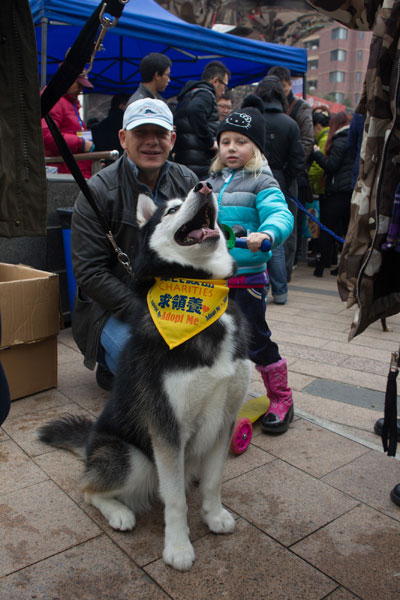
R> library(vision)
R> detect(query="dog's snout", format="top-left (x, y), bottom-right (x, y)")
top-left (194, 181), bottom-right (213, 195)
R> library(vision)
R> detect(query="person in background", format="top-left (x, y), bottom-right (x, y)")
top-left (174, 60), bottom-right (231, 178)
top-left (92, 93), bottom-right (130, 158)
top-left (127, 53), bottom-right (171, 106)
top-left (255, 76), bottom-right (304, 304)
top-left (207, 101), bottom-right (294, 434)
top-left (310, 111), bottom-right (353, 277)
top-left (308, 106), bottom-right (331, 197)
top-left (347, 111), bottom-right (365, 189)
top-left (41, 71), bottom-right (94, 179)
top-left (268, 65), bottom-right (314, 280)
top-left (70, 99), bottom-right (198, 392)
top-left (308, 107), bottom-right (331, 259)
top-left (217, 91), bottom-right (233, 121)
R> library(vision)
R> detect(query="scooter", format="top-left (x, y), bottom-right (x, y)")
top-left (222, 224), bottom-right (271, 454)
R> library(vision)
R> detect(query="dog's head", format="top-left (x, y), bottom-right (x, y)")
top-left (134, 182), bottom-right (236, 280)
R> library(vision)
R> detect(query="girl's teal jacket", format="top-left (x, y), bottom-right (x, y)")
top-left (208, 164), bottom-right (294, 275)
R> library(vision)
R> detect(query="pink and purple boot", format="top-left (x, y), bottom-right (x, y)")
top-left (256, 358), bottom-right (294, 434)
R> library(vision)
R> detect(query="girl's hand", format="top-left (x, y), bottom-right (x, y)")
top-left (246, 232), bottom-right (271, 253)
top-left (313, 144), bottom-right (320, 152)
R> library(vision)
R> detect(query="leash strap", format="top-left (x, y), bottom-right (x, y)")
top-left (381, 348), bottom-right (399, 457)
top-left (41, 1), bottom-right (127, 117)
top-left (45, 113), bottom-right (134, 277)
top-left (289, 195), bottom-right (345, 244)
top-left (41, 1), bottom-right (134, 278)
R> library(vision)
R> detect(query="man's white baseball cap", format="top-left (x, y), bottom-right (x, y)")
top-left (123, 98), bottom-right (174, 131)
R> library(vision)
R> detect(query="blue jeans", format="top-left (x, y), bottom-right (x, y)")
top-left (266, 244), bottom-right (288, 303)
top-left (99, 316), bottom-right (132, 375)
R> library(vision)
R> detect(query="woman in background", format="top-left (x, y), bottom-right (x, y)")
top-left (310, 111), bottom-right (353, 277)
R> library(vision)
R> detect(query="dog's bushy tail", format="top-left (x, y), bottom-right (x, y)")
top-left (38, 415), bottom-right (94, 458)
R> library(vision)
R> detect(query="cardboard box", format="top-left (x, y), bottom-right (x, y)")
top-left (0, 263), bottom-right (60, 400)
top-left (0, 337), bottom-right (58, 401)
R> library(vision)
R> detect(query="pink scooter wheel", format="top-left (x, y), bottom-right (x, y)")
top-left (230, 418), bottom-right (253, 454)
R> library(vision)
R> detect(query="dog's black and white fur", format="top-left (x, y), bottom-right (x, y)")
top-left (39, 182), bottom-right (251, 571)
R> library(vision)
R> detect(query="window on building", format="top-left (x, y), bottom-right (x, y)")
top-left (304, 38), bottom-right (319, 50)
top-left (333, 92), bottom-right (344, 102)
top-left (355, 72), bottom-right (361, 83)
top-left (355, 92), bottom-right (360, 104)
top-left (357, 50), bottom-right (363, 61)
top-left (359, 31), bottom-right (364, 40)
top-left (308, 80), bottom-right (318, 90)
top-left (332, 27), bottom-right (348, 40)
top-left (329, 71), bottom-right (345, 83)
top-left (330, 49), bottom-right (347, 61)
top-left (308, 59), bottom-right (319, 70)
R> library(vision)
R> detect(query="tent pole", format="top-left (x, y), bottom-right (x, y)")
top-left (302, 73), bottom-right (307, 100)
top-left (41, 17), bottom-right (48, 90)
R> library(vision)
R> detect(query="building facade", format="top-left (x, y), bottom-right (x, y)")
top-left (298, 24), bottom-right (372, 108)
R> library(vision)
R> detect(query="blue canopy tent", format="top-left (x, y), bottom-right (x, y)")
top-left (30, 0), bottom-right (307, 97)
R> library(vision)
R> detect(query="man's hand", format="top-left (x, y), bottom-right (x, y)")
top-left (246, 232), bottom-right (270, 253)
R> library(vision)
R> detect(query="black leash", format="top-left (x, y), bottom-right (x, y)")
top-left (44, 114), bottom-right (134, 277)
top-left (41, 0), bottom-right (134, 277)
top-left (40, 1), bottom-right (126, 118)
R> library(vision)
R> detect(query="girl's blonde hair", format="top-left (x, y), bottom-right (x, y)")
top-left (210, 140), bottom-right (265, 176)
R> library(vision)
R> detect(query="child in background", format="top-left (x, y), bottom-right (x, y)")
top-left (207, 101), bottom-right (294, 434)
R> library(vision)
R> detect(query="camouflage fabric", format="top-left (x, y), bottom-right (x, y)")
top-left (306, 0), bottom-right (400, 339)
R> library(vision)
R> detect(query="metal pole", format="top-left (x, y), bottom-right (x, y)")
top-left (302, 73), bottom-right (307, 100)
top-left (41, 17), bottom-right (48, 90)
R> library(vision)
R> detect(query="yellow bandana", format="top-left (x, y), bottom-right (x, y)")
top-left (147, 277), bottom-right (229, 349)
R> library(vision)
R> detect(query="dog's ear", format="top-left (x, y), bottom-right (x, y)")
top-left (136, 194), bottom-right (157, 228)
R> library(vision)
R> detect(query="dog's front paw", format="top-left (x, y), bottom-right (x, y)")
top-left (108, 506), bottom-right (136, 531)
top-left (163, 540), bottom-right (195, 571)
top-left (203, 507), bottom-right (235, 534)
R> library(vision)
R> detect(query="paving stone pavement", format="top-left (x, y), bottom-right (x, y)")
top-left (1, 263), bottom-right (399, 599)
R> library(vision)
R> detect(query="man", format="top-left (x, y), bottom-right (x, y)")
top-left (268, 66), bottom-right (314, 280)
top-left (71, 99), bottom-right (198, 390)
top-left (174, 60), bottom-right (231, 178)
top-left (217, 92), bottom-right (233, 121)
top-left (92, 92), bottom-right (130, 158)
top-left (41, 72), bottom-right (94, 179)
top-left (127, 53), bottom-right (171, 106)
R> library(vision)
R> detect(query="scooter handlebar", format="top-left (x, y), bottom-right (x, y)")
top-left (235, 237), bottom-right (271, 252)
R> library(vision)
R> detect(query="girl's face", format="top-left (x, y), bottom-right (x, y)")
top-left (219, 131), bottom-right (254, 169)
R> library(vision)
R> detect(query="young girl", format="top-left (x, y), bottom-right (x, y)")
top-left (207, 102), bottom-right (295, 434)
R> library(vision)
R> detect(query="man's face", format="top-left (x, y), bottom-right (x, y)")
top-left (155, 67), bottom-right (171, 93)
top-left (217, 99), bottom-right (233, 120)
top-left (119, 124), bottom-right (176, 172)
top-left (67, 80), bottom-right (83, 99)
top-left (211, 73), bottom-right (230, 100)
top-left (281, 79), bottom-right (291, 97)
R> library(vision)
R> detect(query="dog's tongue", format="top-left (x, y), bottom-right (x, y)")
top-left (188, 227), bottom-right (219, 241)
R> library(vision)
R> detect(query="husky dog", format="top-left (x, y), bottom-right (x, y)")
top-left (38, 182), bottom-right (251, 571)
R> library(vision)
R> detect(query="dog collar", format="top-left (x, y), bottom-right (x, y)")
top-left (147, 277), bottom-right (229, 349)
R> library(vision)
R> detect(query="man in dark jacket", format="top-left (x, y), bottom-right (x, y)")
top-left (268, 66), bottom-right (314, 279)
top-left (71, 98), bottom-right (198, 389)
top-left (127, 53), bottom-right (171, 106)
top-left (254, 77), bottom-right (304, 304)
top-left (92, 93), bottom-right (130, 158)
top-left (174, 60), bottom-right (231, 178)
